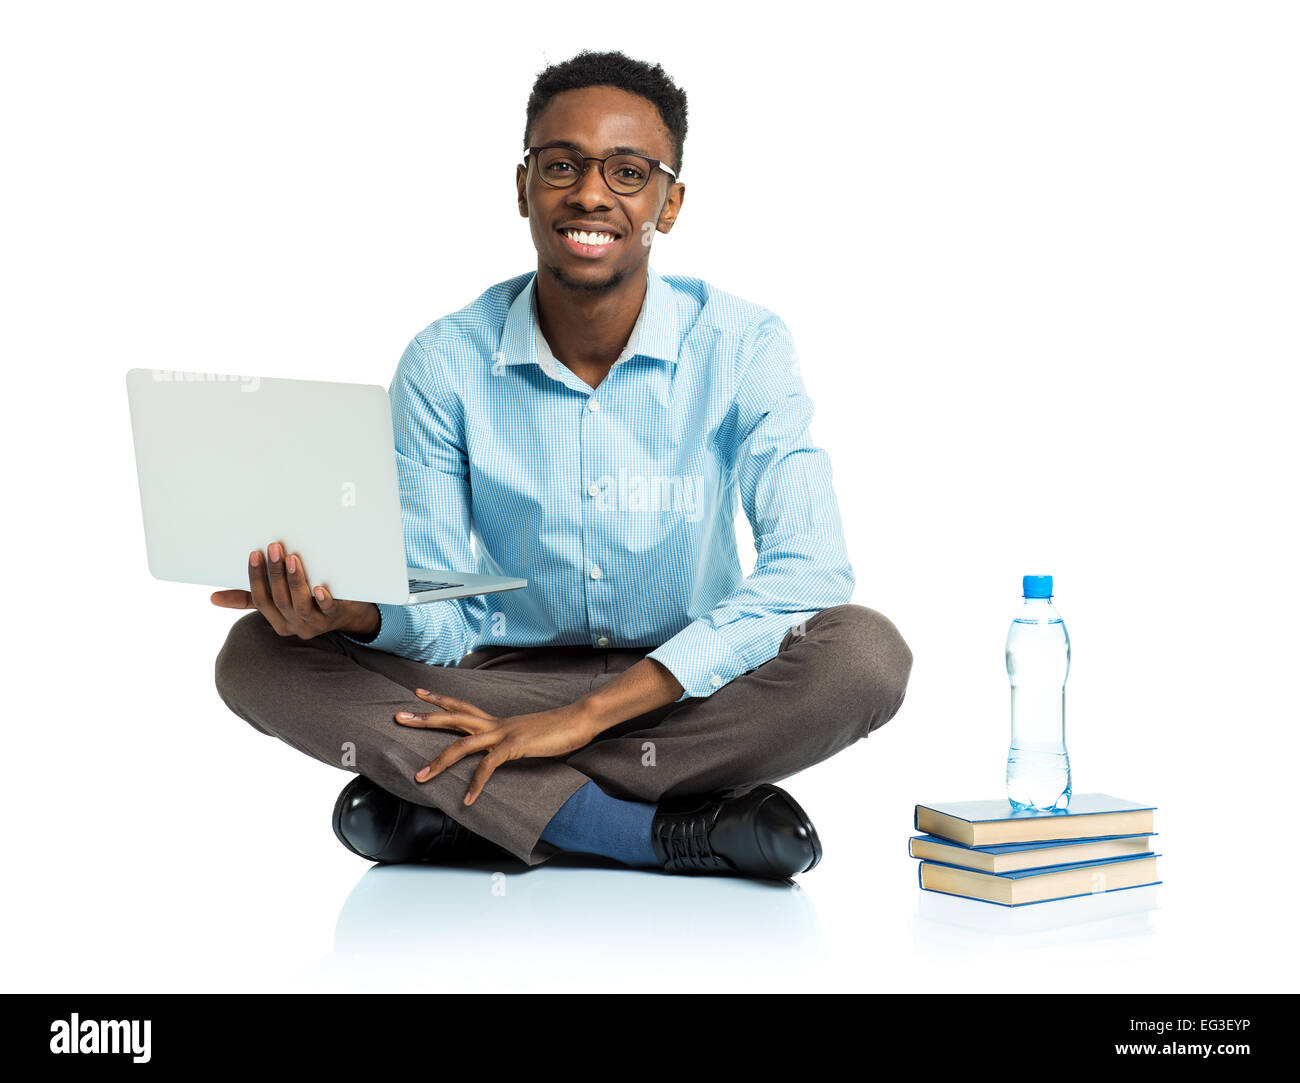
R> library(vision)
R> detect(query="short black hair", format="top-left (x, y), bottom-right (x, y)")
top-left (524, 50), bottom-right (688, 175)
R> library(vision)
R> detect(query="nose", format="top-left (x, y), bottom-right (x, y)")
top-left (567, 161), bottom-right (615, 210)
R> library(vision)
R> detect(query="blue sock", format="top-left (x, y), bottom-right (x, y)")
top-left (540, 781), bottom-right (659, 868)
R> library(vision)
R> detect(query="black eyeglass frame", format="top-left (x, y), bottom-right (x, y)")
top-left (523, 144), bottom-right (679, 194)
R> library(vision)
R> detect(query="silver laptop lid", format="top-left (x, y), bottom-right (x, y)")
top-left (125, 368), bottom-right (414, 604)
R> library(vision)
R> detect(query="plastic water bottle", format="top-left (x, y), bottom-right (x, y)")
top-left (1005, 575), bottom-right (1071, 811)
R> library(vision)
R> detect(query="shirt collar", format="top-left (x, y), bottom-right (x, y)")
top-left (494, 264), bottom-right (679, 374)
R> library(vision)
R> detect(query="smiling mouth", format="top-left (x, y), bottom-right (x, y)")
top-left (558, 228), bottom-right (620, 248)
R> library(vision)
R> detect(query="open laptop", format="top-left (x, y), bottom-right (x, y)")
top-left (125, 368), bottom-right (527, 605)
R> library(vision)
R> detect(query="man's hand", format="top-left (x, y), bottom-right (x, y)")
top-left (395, 657), bottom-right (685, 805)
top-left (210, 540), bottom-right (380, 641)
top-left (397, 693), bottom-right (602, 806)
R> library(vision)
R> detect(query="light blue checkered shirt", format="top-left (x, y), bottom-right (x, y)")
top-left (342, 265), bottom-right (855, 700)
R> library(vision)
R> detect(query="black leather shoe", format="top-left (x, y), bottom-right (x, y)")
top-left (650, 783), bottom-right (822, 880)
top-left (331, 775), bottom-right (505, 864)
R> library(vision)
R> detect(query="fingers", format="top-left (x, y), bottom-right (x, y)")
top-left (247, 549), bottom-right (289, 634)
top-left (282, 549), bottom-right (323, 623)
top-left (264, 542), bottom-right (295, 616)
top-left (312, 584), bottom-right (338, 618)
top-left (413, 690), bottom-right (494, 719)
top-left (210, 589), bottom-right (254, 609)
top-left (249, 542), bottom-right (329, 636)
top-left (463, 746), bottom-right (512, 805)
top-left (395, 709), bottom-right (493, 734)
top-left (414, 731), bottom-right (501, 785)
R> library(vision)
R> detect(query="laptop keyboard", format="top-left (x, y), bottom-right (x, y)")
top-left (408, 579), bottom-right (464, 593)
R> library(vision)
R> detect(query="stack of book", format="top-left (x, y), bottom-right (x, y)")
top-left (910, 794), bottom-right (1161, 906)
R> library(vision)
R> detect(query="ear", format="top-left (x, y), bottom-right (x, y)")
top-left (654, 182), bottom-right (686, 235)
top-left (516, 163), bottom-right (529, 218)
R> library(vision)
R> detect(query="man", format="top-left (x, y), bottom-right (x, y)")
top-left (214, 49), bottom-right (913, 880)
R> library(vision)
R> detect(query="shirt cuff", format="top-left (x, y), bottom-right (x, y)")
top-left (338, 602), bottom-right (466, 665)
top-left (339, 603), bottom-right (405, 651)
top-left (646, 620), bottom-right (752, 701)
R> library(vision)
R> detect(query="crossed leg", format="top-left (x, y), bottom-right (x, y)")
top-left (214, 605), bottom-right (912, 865)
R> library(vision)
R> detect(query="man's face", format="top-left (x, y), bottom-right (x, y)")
top-left (517, 85), bottom-right (684, 294)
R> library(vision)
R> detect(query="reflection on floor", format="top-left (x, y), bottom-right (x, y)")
top-left (299, 854), bottom-right (821, 991)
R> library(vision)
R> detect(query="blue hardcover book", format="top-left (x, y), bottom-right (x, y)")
top-left (908, 832), bottom-right (1157, 874)
top-left (914, 794), bottom-right (1156, 847)
top-left (918, 851), bottom-right (1162, 907)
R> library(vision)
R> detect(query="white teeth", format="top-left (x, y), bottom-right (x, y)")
top-left (563, 229), bottom-right (616, 246)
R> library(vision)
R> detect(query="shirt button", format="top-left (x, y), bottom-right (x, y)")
top-left (587, 482), bottom-right (600, 498)
top-left (596, 636), bottom-right (610, 647)
top-left (587, 399), bottom-right (600, 412)
top-left (709, 673), bottom-right (723, 688)
top-left (590, 566), bottom-right (603, 580)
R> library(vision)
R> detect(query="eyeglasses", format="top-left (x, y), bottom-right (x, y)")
top-left (523, 144), bottom-right (677, 195)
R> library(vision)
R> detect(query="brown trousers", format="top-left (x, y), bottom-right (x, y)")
top-left (214, 604), bottom-right (912, 865)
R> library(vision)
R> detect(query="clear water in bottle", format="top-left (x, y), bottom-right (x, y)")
top-left (1006, 574), bottom-right (1071, 811)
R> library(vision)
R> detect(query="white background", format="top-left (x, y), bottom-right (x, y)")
top-left (2, 0), bottom-right (1296, 993)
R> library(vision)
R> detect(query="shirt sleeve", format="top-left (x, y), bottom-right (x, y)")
top-left (645, 312), bottom-right (855, 700)
top-left (338, 333), bottom-right (488, 665)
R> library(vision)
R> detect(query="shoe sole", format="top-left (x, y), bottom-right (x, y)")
top-left (752, 783), bottom-right (823, 875)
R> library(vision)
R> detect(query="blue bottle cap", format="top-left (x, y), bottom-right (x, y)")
top-left (1023, 575), bottom-right (1053, 599)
